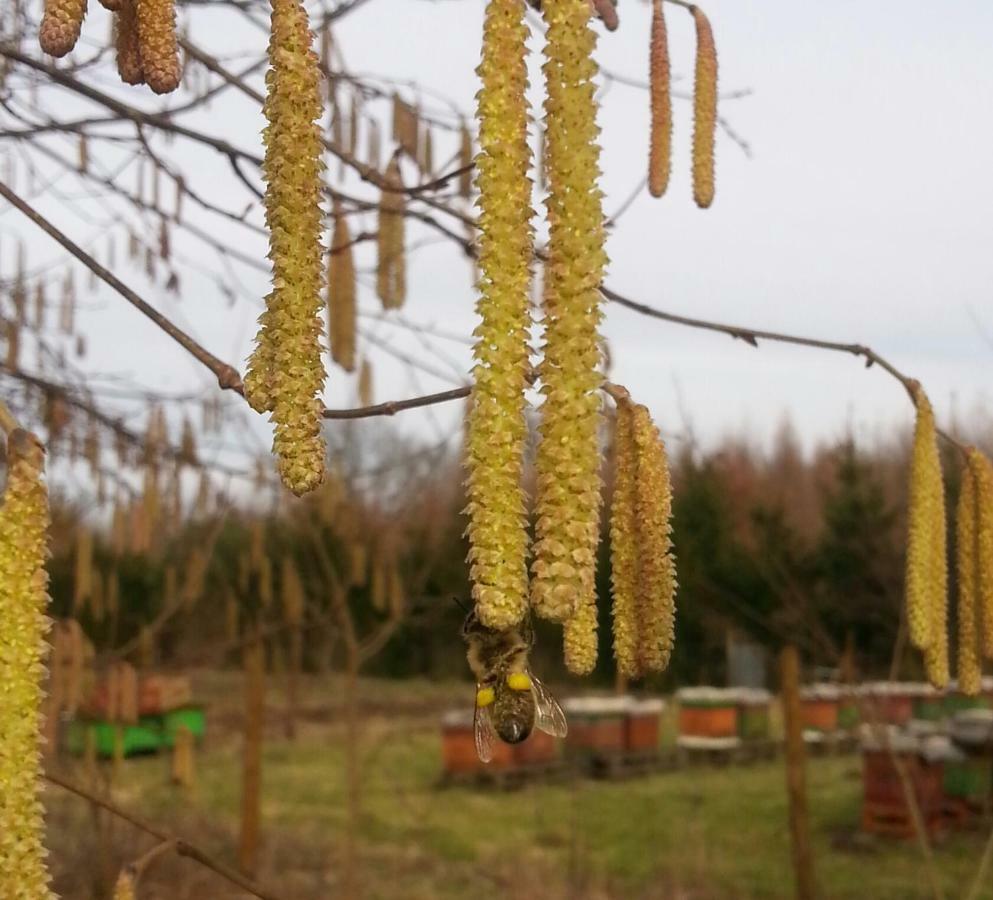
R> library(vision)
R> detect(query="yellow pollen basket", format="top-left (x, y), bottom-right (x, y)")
top-left (476, 687), bottom-right (495, 707)
top-left (507, 673), bottom-right (532, 692)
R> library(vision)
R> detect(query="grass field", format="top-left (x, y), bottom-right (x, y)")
top-left (45, 672), bottom-right (993, 899)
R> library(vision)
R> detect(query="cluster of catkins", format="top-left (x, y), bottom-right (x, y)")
top-left (464, 0), bottom-right (680, 677)
top-left (39, 0), bottom-right (180, 94)
top-left (648, 0), bottom-right (718, 207)
top-left (905, 383), bottom-right (993, 692)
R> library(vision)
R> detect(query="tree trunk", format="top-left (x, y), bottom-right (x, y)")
top-left (238, 628), bottom-right (265, 877)
top-left (780, 644), bottom-right (816, 900)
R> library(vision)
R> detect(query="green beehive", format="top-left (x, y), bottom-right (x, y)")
top-left (161, 706), bottom-right (206, 747)
top-left (66, 718), bottom-right (163, 758)
top-left (735, 689), bottom-right (771, 741)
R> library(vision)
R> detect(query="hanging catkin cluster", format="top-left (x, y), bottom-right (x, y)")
top-left (463, 0), bottom-right (534, 631)
top-left (531, 0), bottom-right (607, 674)
top-left (110, 0), bottom-right (180, 93)
top-left (328, 200), bottom-right (357, 373)
top-left (904, 385), bottom-right (949, 687)
top-left (609, 397), bottom-right (677, 677)
top-left (376, 158), bottom-right (407, 309)
top-left (244, 0), bottom-right (327, 496)
top-left (0, 430), bottom-right (54, 899)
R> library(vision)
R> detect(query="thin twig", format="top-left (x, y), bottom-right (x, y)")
top-left (0, 182), bottom-right (244, 393)
top-left (44, 772), bottom-right (285, 900)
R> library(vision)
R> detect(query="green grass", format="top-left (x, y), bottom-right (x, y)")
top-left (46, 674), bottom-right (993, 899)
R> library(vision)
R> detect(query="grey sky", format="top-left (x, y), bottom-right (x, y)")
top-left (3, 0), bottom-right (992, 484)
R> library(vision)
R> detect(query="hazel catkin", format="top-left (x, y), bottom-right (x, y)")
top-left (243, 0), bottom-right (327, 496)
top-left (955, 457), bottom-right (981, 695)
top-left (463, 0), bottom-right (534, 631)
top-left (904, 385), bottom-right (948, 687)
top-left (328, 200), bottom-right (357, 373)
top-left (135, 0), bottom-right (180, 94)
top-left (0, 429), bottom-right (55, 898)
top-left (690, 5), bottom-right (717, 209)
top-left (117, 1), bottom-right (146, 86)
top-left (647, 0), bottom-right (671, 199)
top-left (39, 0), bottom-right (87, 58)
top-left (609, 401), bottom-right (640, 678)
top-left (531, 0), bottom-right (607, 629)
top-left (376, 158), bottom-right (406, 310)
top-left (968, 449), bottom-right (993, 660)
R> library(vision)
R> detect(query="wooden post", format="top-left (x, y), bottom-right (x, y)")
top-left (238, 628), bottom-right (265, 876)
top-left (780, 644), bottom-right (816, 900)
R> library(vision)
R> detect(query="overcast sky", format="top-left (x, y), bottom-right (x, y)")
top-left (4, 0), bottom-right (992, 483)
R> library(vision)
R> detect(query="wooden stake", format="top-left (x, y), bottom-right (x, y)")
top-left (780, 644), bottom-right (816, 900)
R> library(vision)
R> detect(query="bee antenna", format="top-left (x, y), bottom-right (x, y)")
top-left (452, 596), bottom-right (470, 614)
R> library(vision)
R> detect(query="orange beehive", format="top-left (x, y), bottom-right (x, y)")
top-left (513, 727), bottom-right (559, 765)
top-left (800, 684), bottom-right (841, 732)
top-left (677, 688), bottom-right (739, 739)
top-left (563, 698), bottom-right (630, 753)
top-left (625, 699), bottom-right (664, 751)
top-left (440, 710), bottom-right (511, 774)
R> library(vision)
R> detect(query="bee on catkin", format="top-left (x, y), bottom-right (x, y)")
top-left (0, 429), bottom-right (54, 897)
top-left (955, 457), bottom-right (981, 695)
top-left (116, 0), bottom-right (145, 85)
top-left (464, 0), bottom-right (534, 631)
top-left (112, 871), bottom-right (137, 900)
top-left (647, 0), bottom-right (672, 199)
top-left (135, 0), bottom-right (180, 94)
top-left (690, 5), bottom-right (717, 209)
top-left (243, 0), bottom-right (327, 496)
top-left (904, 385), bottom-right (948, 687)
top-left (531, 0), bottom-right (607, 630)
top-left (328, 200), bottom-right (357, 373)
top-left (39, 0), bottom-right (87, 58)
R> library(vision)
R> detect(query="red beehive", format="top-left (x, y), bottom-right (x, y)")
top-left (799, 684), bottom-right (840, 733)
top-left (625, 699), bottom-right (664, 752)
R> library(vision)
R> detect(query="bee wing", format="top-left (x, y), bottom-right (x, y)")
top-left (529, 671), bottom-right (568, 738)
top-left (473, 693), bottom-right (498, 763)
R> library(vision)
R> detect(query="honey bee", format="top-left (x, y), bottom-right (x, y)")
top-left (461, 607), bottom-right (568, 762)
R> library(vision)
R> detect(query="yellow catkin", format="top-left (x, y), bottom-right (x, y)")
top-left (531, 0), bottom-right (607, 628)
top-left (116, 0), bottom-right (145, 85)
top-left (376, 158), bottom-right (406, 309)
top-left (463, 0), bottom-right (534, 631)
top-left (39, 0), bottom-right (87, 58)
top-left (328, 200), bottom-right (357, 373)
top-left (135, 0), bottom-right (180, 94)
top-left (112, 872), bottom-right (136, 900)
top-left (690, 5), bottom-right (717, 209)
top-left (0, 430), bottom-right (55, 898)
top-left (358, 358), bottom-right (373, 407)
top-left (904, 388), bottom-right (949, 689)
top-left (955, 458), bottom-right (981, 695)
top-left (968, 450), bottom-right (993, 660)
top-left (631, 403), bottom-right (677, 672)
top-left (243, 0), bottom-right (327, 496)
top-left (609, 402), bottom-right (640, 678)
top-left (647, 0), bottom-right (671, 199)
